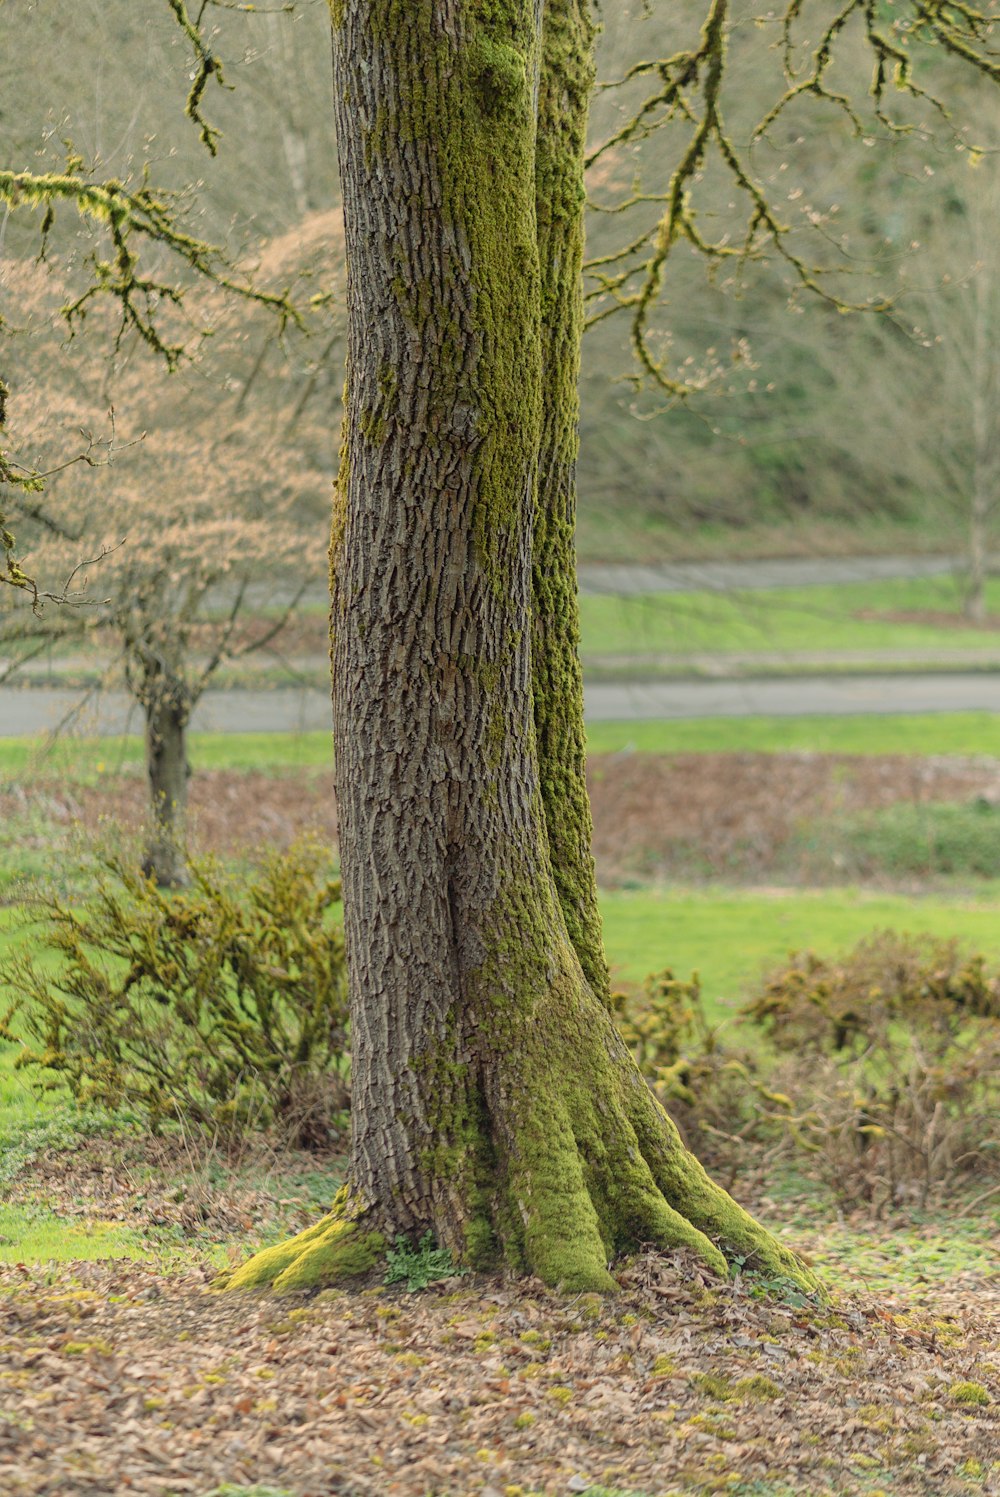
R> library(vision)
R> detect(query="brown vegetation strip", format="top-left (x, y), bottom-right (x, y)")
top-left (6, 752), bottom-right (1000, 885)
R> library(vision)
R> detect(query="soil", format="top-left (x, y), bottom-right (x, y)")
top-left (6, 751), bottom-right (1000, 887)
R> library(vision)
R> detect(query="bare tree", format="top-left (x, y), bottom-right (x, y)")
top-left (1, 216), bottom-right (343, 882)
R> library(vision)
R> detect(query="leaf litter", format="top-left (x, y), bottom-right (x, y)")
top-left (0, 1213), bottom-right (997, 1496)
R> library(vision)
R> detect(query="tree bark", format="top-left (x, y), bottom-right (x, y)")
top-left (229, 0), bottom-right (809, 1295)
top-left (140, 674), bottom-right (191, 889)
top-left (966, 236), bottom-right (998, 623)
top-left (532, 0), bottom-right (608, 1001)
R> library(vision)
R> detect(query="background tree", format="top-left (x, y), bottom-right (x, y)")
top-left (0, 214), bottom-right (343, 883)
top-left (841, 139), bottom-right (1000, 620)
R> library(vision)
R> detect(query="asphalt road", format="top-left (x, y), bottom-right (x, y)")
top-left (576, 554), bottom-right (962, 595)
top-left (2, 671), bottom-right (999, 738)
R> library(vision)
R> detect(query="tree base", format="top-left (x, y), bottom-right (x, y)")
top-left (222, 1159), bottom-right (817, 1300)
top-left (223, 968), bottom-right (818, 1299)
top-left (223, 1188), bottom-right (384, 1293)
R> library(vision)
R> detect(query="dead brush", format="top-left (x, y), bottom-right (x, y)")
top-left (615, 933), bottom-right (1000, 1216)
top-left (741, 932), bottom-right (1000, 1213)
top-left (613, 970), bottom-right (780, 1191)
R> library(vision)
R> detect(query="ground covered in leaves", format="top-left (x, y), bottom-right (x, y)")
top-left (0, 1243), bottom-right (997, 1497)
top-left (5, 751), bottom-right (1000, 889)
top-left (0, 1134), bottom-right (997, 1496)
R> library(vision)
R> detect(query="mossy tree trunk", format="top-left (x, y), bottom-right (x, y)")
top-left (966, 245), bottom-right (998, 623)
top-left (230, 0), bottom-right (809, 1295)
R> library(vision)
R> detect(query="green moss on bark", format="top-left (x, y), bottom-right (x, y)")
top-left (462, 870), bottom-right (815, 1294)
top-left (226, 1189), bottom-right (384, 1293)
top-left (303, 0), bottom-right (816, 1305)
top-left (531, 0), bottom-right (607, 1002)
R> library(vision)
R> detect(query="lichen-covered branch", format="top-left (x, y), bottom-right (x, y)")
top-left (587, 0), bottom-right (1000, 398)
top-left (0, 167), bottom-right (300, 366)
top-left (161, 0), bottom-right (301, 154)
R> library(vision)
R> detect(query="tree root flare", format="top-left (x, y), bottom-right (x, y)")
top-left (223, 1194), bottom-right (384, 1293)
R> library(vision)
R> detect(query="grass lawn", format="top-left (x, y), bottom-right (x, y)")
top-left (599, 883), bottom-right (1000, 1017)
top-left (3, 712), bottom-right (1000, 783)
top-left (584, 711), bottom-right (1000, 756)
top-left (0, 730), bottom-right (335, 783)
top-left (578, 575), bottom-right (1000, 657)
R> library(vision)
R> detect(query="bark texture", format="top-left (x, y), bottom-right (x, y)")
top-left (967, 249), bottom-right (999, 622)
top-left (140, 676), bottom-right (191, 889)
top-left (532, 0), bottom-right (607, 1001)
top-left (229, 0), bottom-right (810, 1296)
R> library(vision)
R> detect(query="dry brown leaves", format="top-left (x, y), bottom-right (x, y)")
top-left (587, 752), bottom-right (1000, 883)
top-left (0, 1246), bottom-right (997, 1497)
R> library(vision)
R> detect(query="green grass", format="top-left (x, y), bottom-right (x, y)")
top-left (0, 1204), bottom-right (148, 1264)
top-left (578, 576), bottom-right (1000, 658)
top-left (599, 883), bottom-right (1000, 1016)
top-left (0, 731), bottom-right (334, 784)
top-left (804, 798), bottom-right (1000, 881)
top-left (584, 712), bottom-right (1000, 757)
top-left (576, 495), bottom-right (956, 567)
top-left (788, 1210), bottom-right (1000, 1298)
top-left (2, 713), bottom-right (1000, 786)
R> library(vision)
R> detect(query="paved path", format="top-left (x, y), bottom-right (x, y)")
top-left (3, 671), bottom-right (1000, 738)
top-left (577, 554), bottom-right (964, 595)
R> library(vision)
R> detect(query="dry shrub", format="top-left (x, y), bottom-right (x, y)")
top-left (0, 841), bottom-right (350, 1149)
top-left (744, 931), bottom-right (1000, 1053)
top-left (613, 972), bottom-right (775, 1192)
top-left (616, 933), bottom-right (1000, 1215)
top-left (742, 933), bottom-right (1000, 1213)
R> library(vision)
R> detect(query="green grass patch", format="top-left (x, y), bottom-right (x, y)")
top-left (584, 712), bottom-right (1000, 757)
top-left (0, 1203), bottom-right (148, 1264)
top-left (579, 576), bottom-right (1000, 658)
top-left (785, 1208), bottom-right (1000, 1298)
top-left (804, 798), bottom-right (1000, 882)
top-left (2, 716), bottom-right (999, 788)
top-left (599, 883), bottom-right (1000, 1016)
top-left (0, 731), bottom-right (334, 784)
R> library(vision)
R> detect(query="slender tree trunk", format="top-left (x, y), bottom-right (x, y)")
top-left (967, 480), bottom-right (988, 624)
top-left (229, 0), bottom-right (809, 1295)
top-left (140, 675), bottom-right (191, 888)
top-left (967, 247), bottom-right (997, 622)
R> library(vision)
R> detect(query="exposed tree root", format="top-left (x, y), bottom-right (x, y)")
top-left (223, 1188), bottom-right (384, 1293)
top-left (223, 1065), bottom-right (816, 1299)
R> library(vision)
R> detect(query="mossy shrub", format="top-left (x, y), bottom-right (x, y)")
top-left (0, 840), bottom-right (349, 1147)
top-left (613, 968), bottom-right (765, 1182)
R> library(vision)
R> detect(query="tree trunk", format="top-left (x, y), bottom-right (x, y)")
top-left (229, 0), bottom-right (809, 1295)
top-left (967, 480), bottom-right (988, 624)
top-left (140, 676), bottom-right (191, 889)
top-left (532, 0), bottom-right (608, 1001)
top-left (966, 238), bottom-right (998, 623)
